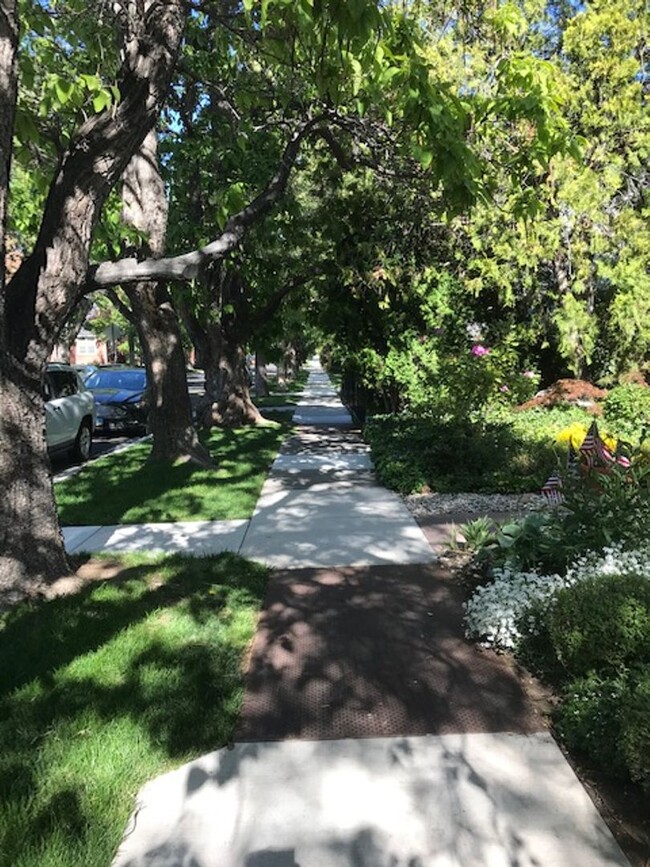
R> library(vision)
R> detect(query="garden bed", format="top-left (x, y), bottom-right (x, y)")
top-left (429, 546), bottom-right (650, 867)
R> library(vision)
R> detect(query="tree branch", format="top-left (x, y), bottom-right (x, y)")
top-left (106, 287), bottom-right (137, 326)
top-left (251, 267), bottom-right (325, 330)
top-left (90, 115), bottom-right (327, 287)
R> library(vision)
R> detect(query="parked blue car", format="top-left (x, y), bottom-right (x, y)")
top-left (85, 367), bottom-right (149, 435)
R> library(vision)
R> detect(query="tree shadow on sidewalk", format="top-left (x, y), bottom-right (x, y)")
top-left (237, 563), bottom-right (544, 742)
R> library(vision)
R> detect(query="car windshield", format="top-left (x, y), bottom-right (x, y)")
top-left (85, 370), bottom-right (146, 391)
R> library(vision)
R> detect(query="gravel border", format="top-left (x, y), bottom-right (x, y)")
top-left (402, 491), bottom-right (546, 517)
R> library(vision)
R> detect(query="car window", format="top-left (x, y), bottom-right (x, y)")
top-left (49, 369), bottom-right (79, 398)
top-left (85, 370), bottom-right (146, 391)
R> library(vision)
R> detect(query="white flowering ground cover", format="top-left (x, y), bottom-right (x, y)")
top-left (464, 544), bottom-right (650, 650)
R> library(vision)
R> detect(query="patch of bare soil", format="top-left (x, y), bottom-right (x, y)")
top-left (43, 556), bottom-right (169, 601)
top-left (444, 556), bottom-right (650, 867)
top-left (43, 556), bottom-right (128, 599)
top-left (518, 378), bottom-right (608, 411)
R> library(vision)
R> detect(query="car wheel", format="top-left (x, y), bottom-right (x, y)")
top-left (72, 421), bottom-right (92, 462)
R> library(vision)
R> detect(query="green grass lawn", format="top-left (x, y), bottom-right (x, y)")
top-left (0, 553), bottom-right (267, 867)
top-left (56, 423), bottom-right (291, 526)
top-left (267, 368), bottom-right (309, 393)
top-left (253, 394), bottom-right (300, 407)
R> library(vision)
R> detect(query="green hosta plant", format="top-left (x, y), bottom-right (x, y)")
top-left (477, 511), bottom-right (564, 572)
top-left (457, 516), bottom-right (498, 551)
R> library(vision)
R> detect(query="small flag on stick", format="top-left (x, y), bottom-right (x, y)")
top-left (614, 443), bottom-right (632, 469)
top-left (542, 471), bottom-right (564, 505)
top-left (579, 420), bottom-right (600, 468)
top-left (566, 443), bottom-right (581, 479)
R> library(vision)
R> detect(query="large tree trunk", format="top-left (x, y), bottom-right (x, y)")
top-left (121, 131), bottom-right (210, 465)
top-left (126, 282), bottom-right (212, 464)
top-left (206, 334), bottom-right (262, 428)
top-left (0, 2), bottom-right (185, 600)
top-left (189, 320), bottom-right (262, 428)
top-left (0, 367), bottom-right (69, 606)
top-left (0, 1), bottom-right (65, 603)
top-left (176, 268), bottom-right (263, 429)
top-left (283, 344), bottom-right (297, 380)
top-left (194, 321), bottom-right (226, 408)
top-left (0, 0), bottom-right (17, 302)
top-left (254, 349), bottom-right (270, 397)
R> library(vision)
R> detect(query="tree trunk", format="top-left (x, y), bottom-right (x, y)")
top-left (283, 345), bottom-right (297, 380)
top-left (0, 3), bottom-right (185, 600)
top-left (121, 130), bottom-right (210, 465)
top-left (0, 364), bottom-right (69, 607)
top-left (199, 323), bottom-right (227, 405)
top-left (176, 268), bottom-right (262, 428)
top-left (125, 282), bottom-right (212, 465)
top-left (127, 331), bottom-right (136, 366)
top-left (277, 358), bottom-right (287, 388)
top-left (0, 0), bottom-right (70, 604)
top-left (0, 0), bottom-right (18, 314)
top-left (205, 334), bottom-right (263, 427)
top-left (254, 349), bottom-right (270, 397)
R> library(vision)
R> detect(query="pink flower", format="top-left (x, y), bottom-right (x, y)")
top-left (471, 344), bottom-right (489, 357)
top-left (522, 370), bottom-right (536, 379)
top-left (499, 384), bottom-right (510, 393)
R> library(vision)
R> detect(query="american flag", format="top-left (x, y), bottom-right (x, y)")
top-left (566, 443), bottom-right (581, 479)
top-left (579, 420), bottom-right (601, 468)
top-left (614, 443), bottom-right (632, 469)
top-left (580, 420), bottom-right (632, 470)
top-left (542, 471), bottom-right (564, 504)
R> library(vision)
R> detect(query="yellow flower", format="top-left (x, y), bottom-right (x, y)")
top-left (602, 432), bottom-right (618, 452)
top-left (555, 423), bottom-right (617, 452)
top-left (555, 423), bottom-right (588, 448)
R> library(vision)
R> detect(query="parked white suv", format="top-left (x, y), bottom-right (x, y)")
top-left (44, 363), bottom-right (96, 462)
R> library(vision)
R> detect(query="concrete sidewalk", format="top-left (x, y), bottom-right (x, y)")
top-left (63, 360), bottom-right (433, 564)
top-left (63, 519), bottom-right (248, 556)
top-left (111, 359), bottom-right (630, 867)
top-left (113, 733), bottom-right (627, 867)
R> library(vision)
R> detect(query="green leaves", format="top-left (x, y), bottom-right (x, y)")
top-left (487, 3), bottom-right (527, 40)
top-left (53, 75), bottom-right (75, 105)
top-left (39, 72), bottom-right (119, 115)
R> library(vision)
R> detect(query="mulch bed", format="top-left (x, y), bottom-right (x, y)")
top-left (518, 378), bottom-right (607, 411)
top-left (236, 563), bottom-right (544, 742)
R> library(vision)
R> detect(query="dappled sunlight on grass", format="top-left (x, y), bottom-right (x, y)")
top-left (55, 423), bottom-right (292, 525)
top-left (254, 394), bottom-right (300, 407)
top-left (267, 369), bottom-right (309, 394)
top-left (0, 553), bottom-right (268, 867)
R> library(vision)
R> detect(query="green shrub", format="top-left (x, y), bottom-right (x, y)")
top-left (621, 668), bottom-right (650, 791)
top-left (364, 412), bottom-right (563, 494)
top-left (560, 461), bottom-right (650, 556)
top-left (603, 384), bottom-right (650, 442)
top-left (548, 572), bottom-right (650, 677)
top-left (555, 666), bottom-right (650, 790)
top-left (555, 671), bottom-right (629, 779)
top-left (364, 405), bottom-right (614, 495)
